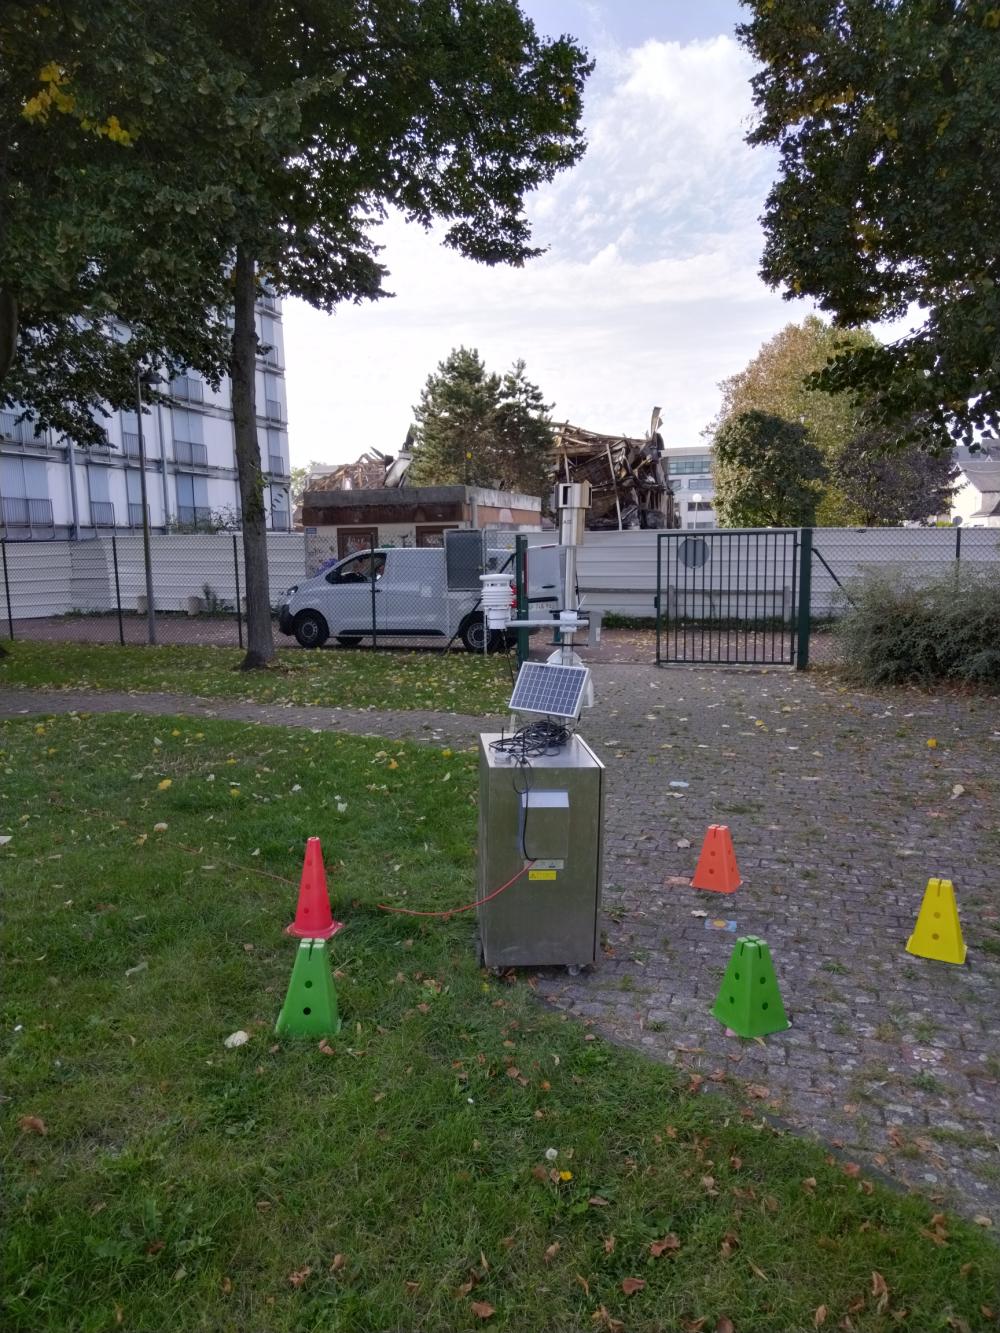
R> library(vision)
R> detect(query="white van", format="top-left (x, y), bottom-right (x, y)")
top-left (277, 538), bottom-right (563, 652)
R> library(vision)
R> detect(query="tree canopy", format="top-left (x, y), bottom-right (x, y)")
top-left (738, 0), bottom-right (1000, 450)
top-left (0, 3), bottom-right (245, 440)
top-left (712, 410), bottom-right (827, 528)
top-left (715, 316), bottom-right (875, 523)
top-left (832, 426), bottom-right (959, 526)
top-left (6, 1), bottom-right (591, 666)
top-left (408, 348), bottom-right (554, 495)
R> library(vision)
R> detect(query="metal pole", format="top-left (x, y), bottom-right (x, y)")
top-left (955, 524), bottom-right (962, 562)
top-left (515, 534), bottom-right (528, 668)
top-left (2, 539), bottom-right (13, 639)
top-left (112, 535), bottom-right (124, 645)
top-left (135, 371), bottom-right (157, 645)
top-left (795, 526), bottom-right (813, 671)
top-left (369, 535), bottom-right (378, 650)
top-left (233, 532), bottom-right (244, 649)
top-left (655, 533), bottom-right (662, 665)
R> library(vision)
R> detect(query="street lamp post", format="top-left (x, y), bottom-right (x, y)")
top-left (135, 370), bottom-right (157, 645)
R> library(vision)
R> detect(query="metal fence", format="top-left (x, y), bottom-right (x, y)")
top-left (0, 532), bottom-right (305, 648)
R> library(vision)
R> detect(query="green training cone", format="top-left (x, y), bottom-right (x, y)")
top-left (275, 939), bottom-right (341, 1039)
top-left (711, 934), bottom-right (789, 1039)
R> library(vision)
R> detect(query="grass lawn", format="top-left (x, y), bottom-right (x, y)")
top-left (2, 712), bottom-right (997, 1333)
top-left (0, 640), bottom-right (511, 715)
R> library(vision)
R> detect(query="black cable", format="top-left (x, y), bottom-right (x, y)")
top-left (490, 719), bottom-right (572, 860)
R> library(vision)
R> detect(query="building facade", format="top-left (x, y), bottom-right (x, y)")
top-left (663, 444), bottom-right (716, 530)
top-left (0, 297), bottom-right (291, 540)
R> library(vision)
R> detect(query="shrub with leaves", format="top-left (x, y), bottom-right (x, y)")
top-left (835, 565), bottom-right (1000, 686)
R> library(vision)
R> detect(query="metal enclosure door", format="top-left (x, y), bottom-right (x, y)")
top-left (656, 530), bottom-right (798, 665)
top-left (478, 734), bottom-right (604, 967)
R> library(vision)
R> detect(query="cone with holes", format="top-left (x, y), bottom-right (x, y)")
top-left (691, 824), bottom-right (741, 894)
top-left (286, 837), bottom-right (343, 939)
top-left (711, 935), bottom-right (789, 1038)
top-left (906, 878), bottom-right (967, 965)
top-left (275, 939), bottom-right (341, 1038)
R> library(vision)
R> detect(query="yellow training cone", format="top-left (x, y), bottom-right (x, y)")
top-left (906, 878), bottom-right (967, 965)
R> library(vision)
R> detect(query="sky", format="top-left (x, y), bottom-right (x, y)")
top-left (282, 0), bottom-right (811, 468)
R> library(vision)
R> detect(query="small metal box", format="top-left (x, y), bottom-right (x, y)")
top-left (478, 733), bottom-right (604, 967)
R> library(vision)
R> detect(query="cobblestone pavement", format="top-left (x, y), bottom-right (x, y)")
top-left (3, 667), bottom-right (999, 1218)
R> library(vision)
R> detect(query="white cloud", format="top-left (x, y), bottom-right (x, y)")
top-left (283, 33), bottom-right (808, 466)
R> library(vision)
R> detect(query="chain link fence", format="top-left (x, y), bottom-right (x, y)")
top-left (806, 526), bottom-right (1000, 665)
top-left (0, 532), bottom-right (305, 648)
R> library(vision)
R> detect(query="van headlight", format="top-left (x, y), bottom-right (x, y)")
top-left (285, 585), bottom-right (298, 597)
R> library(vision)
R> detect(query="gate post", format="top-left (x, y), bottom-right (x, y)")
top-left (655, 533), bottom-right (662, 665)
top-left (796, 527), bottom-right (813, 670)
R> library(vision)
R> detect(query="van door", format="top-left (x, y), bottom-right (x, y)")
top-left (320, 550), bottom-right (385, 638)
top-left (379, 549), bottom-right (447, 634)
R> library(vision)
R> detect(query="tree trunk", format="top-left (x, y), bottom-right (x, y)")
top-left (0, 289), bottom-right (18, 386)
top-left (230, 246), bottom-right (275, 670)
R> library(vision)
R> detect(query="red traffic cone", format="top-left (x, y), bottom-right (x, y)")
top-left (286, 837), bottom-right (344, 939)
top-left (691, 824), bottom-right (741, 894)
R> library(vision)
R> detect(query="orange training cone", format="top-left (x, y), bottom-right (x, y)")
top-left (691, 824), bottom-right (741, 894)
top-left (286, 837), bottom-right (344, 939)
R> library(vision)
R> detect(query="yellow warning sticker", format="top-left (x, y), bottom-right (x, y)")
top-left (529, 870), bottom-right (557, 881)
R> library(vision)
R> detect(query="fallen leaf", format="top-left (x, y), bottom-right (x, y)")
top-left (221, 1276), bottom-right (233, 1294)
top-left (716, 1319), bottom-right (735, 1333)
top-left (746, 1083), bottom-right (769, 1100)
top-left (973, 1215), bottom-right (993, 1228)
top-left (720, 1230), bottom-right (739, 1259)
top-left (603, 1235), bottom-right (616, 1254)
top-left (544, 1242), bottom-right (561, 1263)
top-left (576, 1274), bottom-right (590, 1296)
top-left (802, 1177), bottom-right (817, 1193)
top-left (621, 1277), bottom-right (646, 1296)
top-left (814, 1307), bottom-right (828, 1328)
top-left (157, 779), bottom-right (172, 791)
top-left (18, 1114), bottom-right (47, 1135)
top-left (470, 1300), bottom-right (495, 1319)
top-left (747, 1259), bottom-right (768, 1281)
top-left (145, 1240), bottom-right (166, 1256)
top-left (329, 1253), bottom-right (346, 1272)
top-left (224, 1030), bottom-right (250, 1050)
top-left (287, 1266), bottom-right (312, 1287)
top-left (650, 1233), bottom-right (681, 1257)
top-left (842, 1162), bottom-right (861, 1178)
top-left (700, 1175), bottom-right (718, 1196)
top-left (871, 1271), bottom-right (890, 1314)
top-left (589, 1195), bottom-right (610, 1207)
top-left (404, 1280), bottom-right (420, 1294)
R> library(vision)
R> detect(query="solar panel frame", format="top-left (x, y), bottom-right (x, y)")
top-left (508, 662), bottom-right (589, 719)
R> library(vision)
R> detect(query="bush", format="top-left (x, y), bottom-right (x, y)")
top-left (835, 565), bottom-right (1000, 686)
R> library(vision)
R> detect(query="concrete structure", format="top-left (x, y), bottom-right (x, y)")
top-left (662, 443), bottom-right (715, 529)
top-left (0, 297), bottom-right (291, 540)
top-left (301, 483), bottom-right (543, 572)
top-left (951, 442), bottom-right (1000, 528)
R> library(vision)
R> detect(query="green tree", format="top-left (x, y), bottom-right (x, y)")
top-left (494, 360), bottom-right (555, 497)
top-left (832, 427), bottom-right (958, 527)
top-left (713, 410), bottom-right (827, 528)
top-left (200, 1), bottom-right (591, 666)
top-left (5, 3), bottom-right (591, 669)
top-left (715, 316), bottom-right (875, 523)
top-left (738, 0), bottom-right (1000, 450)
top-left (0, 4), bottom-right (241, 437)
top-left (408, 348), bottom-right (502, 487)
top-left (408, 350), bottom-right (554, 494)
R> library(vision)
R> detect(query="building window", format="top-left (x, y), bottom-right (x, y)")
top-left (175, 472), bottom-right (211, 529)
top-left (687, 500), bottom-right (714, 512)
top-left (337, 527), bottom-right (378, 558)
top-left (0, 456), bottom-right (52, 528)
top-left (170, 373), bottom-right (204, 403)
top-left (416, 525), bottom-right (459, 547)
top-left (667, 455), bottom-right (713, 476)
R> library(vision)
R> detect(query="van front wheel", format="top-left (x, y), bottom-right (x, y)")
top-left (460, 614), bottom-right (505, 655)
top-left (293, 610), bottom-right (329, 649)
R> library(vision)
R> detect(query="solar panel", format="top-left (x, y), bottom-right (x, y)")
top-left (508, 662), bottom-right (589, 720)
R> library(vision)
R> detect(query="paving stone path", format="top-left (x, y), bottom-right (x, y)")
top-left (3, 667), bottom-right (999, 1219)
